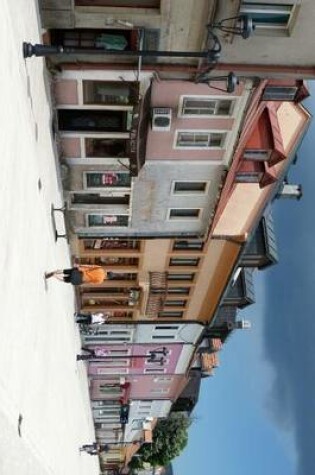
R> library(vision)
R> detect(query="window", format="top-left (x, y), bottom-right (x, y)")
top-left (83, 80), bottom-right (138, 106)
top-left (83, 239), bottom-right (139, 250)
top-left (152, 335), bottom-right (176, 340)
top-left (76, 0), bottom-right (160, 6)
top-left (176, 131), bottom-right (226, 149)
top-left (51, 28), bottom-right (138, 50)
top-left (164, 300), bottom-right (187, 307)
top-left (167, 273), bottom-right (195, 281)
top-left (58, 109), bottom-right (126, 132)
top-left (240, 3), bottom-right (294, 33)
top-left (154, 377), bottom-right (173, 383)
top-left (85, 171), bottom-right (131, 188)
top-left (85, 138), bottom-right (128, 158)
top-left (169, 257), bottom-right (200, 267)
top-left (144, 368), bottom-right (166, 374)
top-left (262, 86), bottom-right (298, 101)
top-left (167, 288), bottom-right (190, 295)
top-left (243, 150), bottom-right (271, 161)
top-left (173, 240), bottom-right (204, 251)
top-left (181, 97), bottom-right (235, 116)
top-left (235, 172), bottom-right (262, 183)
top-left (172, 181), bottom-right (208, 194)
top-left (158, 311), bottom-right (184, 318)
top-left (150, 388), bottom-right (170, 394)
top-left (87, 214), bottom-right (129, 227)
top-left (169, 208), bottom-right (201, 219)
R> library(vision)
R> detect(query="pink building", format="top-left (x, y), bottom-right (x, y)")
top-left (87, 343), bottom-right (183, 375)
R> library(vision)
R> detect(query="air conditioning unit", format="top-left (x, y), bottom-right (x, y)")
top-left (152, 107), bottom-right (172, 131)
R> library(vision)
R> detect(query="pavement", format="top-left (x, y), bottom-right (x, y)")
top-left (0, 1), bottom-right (99, 474)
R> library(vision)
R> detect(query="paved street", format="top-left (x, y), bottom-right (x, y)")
top-left (0, 1), bottom-right (99, 474)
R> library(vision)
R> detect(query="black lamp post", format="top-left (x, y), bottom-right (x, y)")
top-left (23, 15), bottom-right (252, 62)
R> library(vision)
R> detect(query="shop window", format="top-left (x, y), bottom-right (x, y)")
top-left (50, 28), bottom-right (138, 50)
top-left (85, 138), bottom-right (128, 158)
top-left (85, 171), bottom-right (131, 188)
top-left (83, 239), bottom-right (139, 250)
top-left (87, 214), bottom-right (129, 227)
top-left (83, 80), bottom-right (139, 106)
top-left (58, 109), bottom-right (126, 132)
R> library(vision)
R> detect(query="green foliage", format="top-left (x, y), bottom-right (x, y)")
top-left (129, 414), bottom-right (191, 468)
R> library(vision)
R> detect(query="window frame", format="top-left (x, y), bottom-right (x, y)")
top-left (84, 171), bottom-right (132, 190)
top-left (168, 208), bottom-right (202, 221)
top-left (243, 149), bottom-right (271, 161)
top-left (174, 130), bottom-right (227, 150)
top-left (86, 213), bottom-right (130, 227)
top-left (167, 273), bottom-right (195, 282)
top-left (178, 95), bottom-right (237, 118)
top-left (171, 180), bottom-right (210, 196)
top-left (240, 2), bottom-right (296, 35)
top-left (169, 257), bottom-right (200, 267)
top-left (173, 240), bottom-right (204, 251)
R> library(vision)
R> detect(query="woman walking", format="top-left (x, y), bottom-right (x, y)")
top-left (45, 264), bottom-right (111, 285)
top-left (75, 311), bottom-right (109, 325)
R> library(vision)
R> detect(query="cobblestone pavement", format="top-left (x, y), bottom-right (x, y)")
top-left (0, 1), bottom-right (99, 474)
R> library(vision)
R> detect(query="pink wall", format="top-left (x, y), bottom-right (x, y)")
top-left (146, 80), bottom-right (244, 160)
top-left (89, 375), bottom-right (187, 400)
top-left (87, 343), bottom-right (183, 375)
top-left (54, 80), bottom-right (78, 105)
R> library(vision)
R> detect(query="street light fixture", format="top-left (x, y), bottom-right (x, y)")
top-left (22, 15), bottom-right (253, 62)
top-left (208, 15), bottom-right (255, 40)
top-left (195, 71), bottom-right (239, 93)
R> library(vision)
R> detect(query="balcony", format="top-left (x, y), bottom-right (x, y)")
top-left (144, 272), bottom-right (168, 318)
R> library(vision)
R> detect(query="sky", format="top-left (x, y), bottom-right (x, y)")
top-left (173, 83), bottom-right (315, 475)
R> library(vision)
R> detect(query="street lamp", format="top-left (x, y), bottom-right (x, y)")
top-left (195, 71), bottom-right (239, 93)
top-left (208, 15), bottom-right (255, 40)
top-left (22, 15), bottom-right (252, 62)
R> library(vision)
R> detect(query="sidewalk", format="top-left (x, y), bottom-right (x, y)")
top-left (0, 1), bottom-right (99, 474)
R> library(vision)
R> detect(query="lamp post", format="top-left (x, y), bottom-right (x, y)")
top-left (23, 15), bottom-right (252, 62)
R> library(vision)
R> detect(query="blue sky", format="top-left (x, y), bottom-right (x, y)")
top-left (173, 83), bottom-right (315, 475)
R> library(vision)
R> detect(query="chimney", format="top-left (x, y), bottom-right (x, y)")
top-left (277, 183), bottom-right (302, 200)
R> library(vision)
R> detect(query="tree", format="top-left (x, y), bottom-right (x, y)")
top-left (129, 414), bottom-right (191, 468)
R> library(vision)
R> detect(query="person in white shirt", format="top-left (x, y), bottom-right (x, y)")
top-left (75, 311), bottom-right (108, 325)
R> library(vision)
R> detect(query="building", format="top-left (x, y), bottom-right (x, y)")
top-left (211, 0), bottom-right (315, 80)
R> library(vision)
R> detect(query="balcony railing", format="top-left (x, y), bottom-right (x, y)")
top-left (145, 272), bottom-right (168, 318)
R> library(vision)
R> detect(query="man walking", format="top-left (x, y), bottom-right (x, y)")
top-left (79, 443), bottom-right (109, 455)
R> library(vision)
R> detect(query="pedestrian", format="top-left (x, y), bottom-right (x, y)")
top-left (75, 311), bottom-right (109, 325)
top-left (76, 346), bottom-right (110, 361)
top-left (45, 264), bottom-right (112, 285)
top-left (79, 443), bottom-right (109, 455)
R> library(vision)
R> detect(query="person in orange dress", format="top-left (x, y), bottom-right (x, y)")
top-left (45, 264), bottom-right (111, 285)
